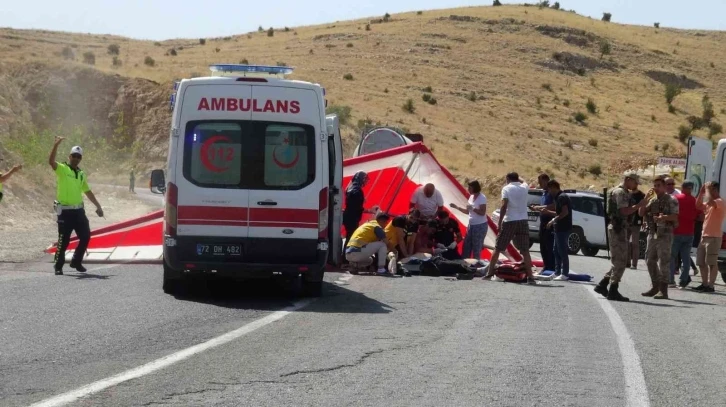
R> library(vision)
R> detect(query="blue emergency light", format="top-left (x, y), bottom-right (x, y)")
top-left (209, 64), bottom-right (294, 76)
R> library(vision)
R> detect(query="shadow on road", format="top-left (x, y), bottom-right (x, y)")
top-left (626, 300), bottom-right (690, 308)
top-left (170, 279), bottom-right (393, 314)
top-left (69, 273), bottom-right (113, 280)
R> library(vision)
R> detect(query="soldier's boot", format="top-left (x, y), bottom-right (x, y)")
top-left (607, 283), bottom-right (630, 302)
top-left (641, 277), bottom-right (660, 297)
top-left (594, 277), bottom-right (610, 298)
top-left (654, 283), bottom-right (669, 300)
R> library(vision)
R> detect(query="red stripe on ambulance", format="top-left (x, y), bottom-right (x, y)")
top-left (197, 98), bottom-right (301, 114)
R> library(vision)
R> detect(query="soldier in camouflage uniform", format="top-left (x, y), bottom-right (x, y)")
top-left (594, 172), bottom-right (650, 302)
top-left (639, 175), bottom-right (679, 300)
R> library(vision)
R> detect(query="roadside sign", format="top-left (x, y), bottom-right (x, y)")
top-left (658, 157), bottom-right (687, 168)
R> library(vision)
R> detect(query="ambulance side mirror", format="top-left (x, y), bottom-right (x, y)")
top-left (150, 169), bottom-right (166, 195)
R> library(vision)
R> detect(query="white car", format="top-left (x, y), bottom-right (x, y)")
top-left (491, 189), bottom-right (646, 257)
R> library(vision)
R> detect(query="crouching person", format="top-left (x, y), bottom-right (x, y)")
top-left (345, 212), bottom-right (392, 275)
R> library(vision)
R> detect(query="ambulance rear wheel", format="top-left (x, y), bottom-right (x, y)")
top-left (162, 261), bottom-right (183, 295)
top-left (302, 280), bottom-right (323, 297)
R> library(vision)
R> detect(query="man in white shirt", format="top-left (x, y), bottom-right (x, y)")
top-left (665, 177), bottom-right (681, 196)
top-left (484, 172), bottom-right (536, 284)
top-left (410, 183), bottom-right (444, 220)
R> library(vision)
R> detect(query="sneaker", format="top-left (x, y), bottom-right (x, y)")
top-left (491, 275), bottom-right (504, 282)
top-left (376, 268), bottom-right (388, 275)
top-left (702, 286), bottom-right (716, 293)
top-left (692, 284), bottom-right (706, 292)
top-left (678, 280), bottom-right (691, 289)
top-left (554, 274), bottom-right (569, 281)
top-left (54, 268), bottom-right (63, 276)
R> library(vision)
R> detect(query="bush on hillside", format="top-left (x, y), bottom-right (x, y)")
top-left (709, 123), bottom-right (724, 137)
top-left (343, 73), bottom-right (354, 80)
top-left (423, 86), bottom-right (433, 93)
top-left (599, 41), bottom-right (611, 59)
top-left (574, 112), bottom-right (588, 124)
top-left (403, 99), bottom-right (416, 113)
top-left (267, 27), bottom-right (274, 37)
top-left (277, 61), bottom-right (287, 67)
top-left (215, 48), bottom-right (220, 53)
top-left (239, 58), bottom-right (249, 64)
top-left (588, 138), bottom-right (598, 147)
top-left (602, 13), bottom-right (612, 22)
top-left (654, 22), bottom-right (660, 28)
top-left (678, 125), bottom-right (692, 143)
top-left (542, 83), bottom-right (553, 92)
top-left (383, 13), bottom-right (391, 22)
top-left (552, 2), bottom-right (561, 10)
top-left (588, 164), bottom-right (602, 177)
top-left (665, 83), bottom-right (682, 105)
top-left (427, 97), bottom-right (437, 105)
top-left (687, 115), bottom-right (707, 130)
top-left (668, 104), bottom-right (677, 114)
top-left (467, 91), bottom-right (477, 102)
top-left (365, 24), bottom-right (371, 31)
top-left (112, 56), bottom-right (122, 67)
top-left (326, 105), bottom-right (352, 125)
top-left (61, 46), bottom-right (74, 60)
top-left (493, 0), bottom-right (502, 6)
top-left (199, 38), bottom-right (206, 45)
top-left (422, 93), bottom-right (432, 102)
top-left (169, 48), bottom-right (177, 56)
top-left (258, 26), bottom-right (264, 32)
top-left (284, 27), bottom-right (290, 32)
top-left (107, 44), bottom-right (120, 55)
top-left (82, 51), bottom-right (95, 65)
top-left (702, 95), bottom-right (715, 124)
top-left (144, 56), bottom-right (155, 67)
top-left (347, 43), bottom-right (354, 48)
top-left (586, 98), bottom-right (598, 114)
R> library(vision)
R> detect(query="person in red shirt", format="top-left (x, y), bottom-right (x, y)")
top-left (670, 182), bottom-right (698, 288)
top-left (694, 182), bottom-right (726, 293)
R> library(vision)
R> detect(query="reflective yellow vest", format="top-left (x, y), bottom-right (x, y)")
top-left (348, 220), bottom-right (382, 248)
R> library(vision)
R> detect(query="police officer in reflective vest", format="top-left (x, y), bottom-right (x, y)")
top-left (49, 136), bottom-right (104, 275)
top-left (594, 172), bottom-right (650, 301)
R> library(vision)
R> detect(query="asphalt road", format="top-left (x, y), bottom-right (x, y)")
top-left (2, 245), bottom-right (726, 407)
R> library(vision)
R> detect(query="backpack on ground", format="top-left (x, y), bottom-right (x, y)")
top-left (494, 263), bottom-right (528, 283)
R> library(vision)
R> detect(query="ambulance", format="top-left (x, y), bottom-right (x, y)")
top-left (684, 136), bottom-right (726, 280)
top-left (150, 65), bottom-right (343, 296)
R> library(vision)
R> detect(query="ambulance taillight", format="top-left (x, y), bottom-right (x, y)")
top-left (165, 182), bottom-right (178, 237)
top-left (318, 187), bottom-right (329, 240)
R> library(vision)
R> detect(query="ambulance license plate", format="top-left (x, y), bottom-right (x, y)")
top-left (196, 244), bottom-right (242, 257)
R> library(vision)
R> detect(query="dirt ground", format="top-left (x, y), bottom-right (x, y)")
top-left (0, 184), bottom-right (158, 263)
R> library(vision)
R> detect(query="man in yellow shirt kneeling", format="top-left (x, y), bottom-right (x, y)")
top-left (345, 212), bottom-right (392, 275)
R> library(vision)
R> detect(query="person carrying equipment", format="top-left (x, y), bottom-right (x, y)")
top-left (49, 136), bottom-right (104, 275)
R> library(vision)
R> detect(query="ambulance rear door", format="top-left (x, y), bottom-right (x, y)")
top-left (173, 82), bottom-right (253, 262)
top-left (246, 85), bottom-right (324, 264)
top-left (685, 136), bottom-right (714, 196)
top-left (326, 114), bottom-right (343, 266)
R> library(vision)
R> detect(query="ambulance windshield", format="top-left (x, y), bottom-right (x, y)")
top-left (183, 121), bottom-right (315, 190)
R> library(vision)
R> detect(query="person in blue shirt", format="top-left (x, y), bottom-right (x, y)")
top-left (532, 174), bottom-right (555, 272)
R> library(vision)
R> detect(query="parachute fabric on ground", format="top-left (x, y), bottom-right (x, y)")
top-left (343, 142), bottom-right (526, 263)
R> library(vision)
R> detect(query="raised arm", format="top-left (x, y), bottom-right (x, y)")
top-left (0, 164), bottom-right (22, 183)
top-left (49, 136), bottom-right (65, 171)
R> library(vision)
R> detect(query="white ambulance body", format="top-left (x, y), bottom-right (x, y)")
top-left (150, 65), bottom-right (343, 296)
top-left (684, 136), bottom-right (726, 264)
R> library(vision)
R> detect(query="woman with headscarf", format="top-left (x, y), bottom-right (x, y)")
top-left (343, 171), bottom-right (378, 261)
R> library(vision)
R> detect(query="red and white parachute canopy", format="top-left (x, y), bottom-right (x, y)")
top-left (344, 142), bottom-right (524, 263)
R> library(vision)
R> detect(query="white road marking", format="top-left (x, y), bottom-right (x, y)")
top-left (29, 298), bottom-right (315, 407)
top-left (584, 285), bottom-right (650, 407)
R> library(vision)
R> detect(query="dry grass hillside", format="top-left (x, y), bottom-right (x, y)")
top-left (1, 4), bottom-right (726, 197)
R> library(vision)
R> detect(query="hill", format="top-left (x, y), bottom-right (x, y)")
top-left (1, 4), bottom-right (726, 197)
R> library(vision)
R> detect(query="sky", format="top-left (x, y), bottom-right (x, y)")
top-left (1, 0), bottom-right (723, 40)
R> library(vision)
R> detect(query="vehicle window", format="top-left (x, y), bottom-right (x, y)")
top-left (571, 196), bottom-right (601, 216)
top-left (263, 124), bottom-right (312, 188)
top-left (187, 122), bottom-right (243, 186)
top-left (183, 121), bottom-right (315, 190)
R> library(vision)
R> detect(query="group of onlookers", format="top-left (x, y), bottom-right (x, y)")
top-left (341, 172), bottom-right (490, 275)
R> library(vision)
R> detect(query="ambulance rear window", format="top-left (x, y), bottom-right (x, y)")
top-left (183, 120), bottom-right (315, 190)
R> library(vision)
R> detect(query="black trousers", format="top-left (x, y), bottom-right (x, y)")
top-left (54, 209), bottom-right (91, 270)
top-left (539, 223), bottom-right (555, 271)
